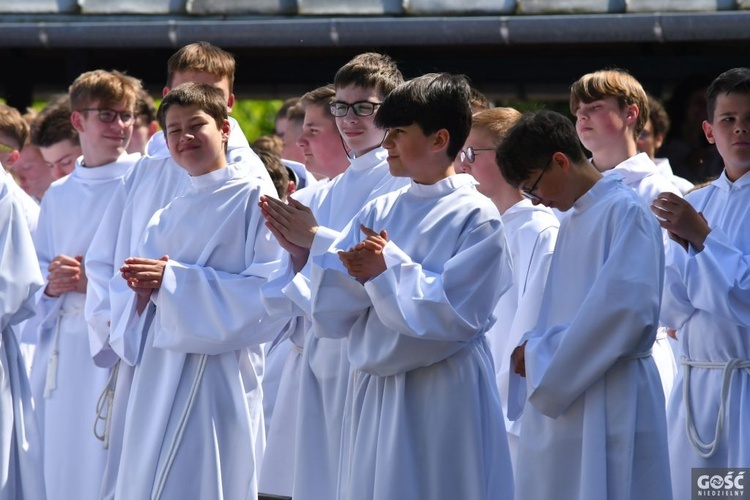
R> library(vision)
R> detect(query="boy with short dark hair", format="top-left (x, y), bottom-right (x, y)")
top-left (258, 53), bottom-right (408, 500)
top-left (83, 41), bottom-right (273, 500)
top-left (651, 66), bottom-right (750, 500)
top-left (29, 68), bottom-right (142, 500)
top-left (114, 81), bottom-right (280, 500)
top-left (499, 109), bottom-right (672, 500)
top-left (311, 73), bottom-right (514, 500)
top-left (29, 95), bottom-right (81, 179)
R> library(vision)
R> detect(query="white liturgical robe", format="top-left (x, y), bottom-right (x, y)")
top-left (312, 174), bottom-right (515, 500)
top-left (111, 163), bottom-right (280, 500)
top-left (660, 170), bottom-right (750, 500)
top-left (0, 172), bottom-right (46, 500)
top-left (509, 174), bottom-right (672, 500)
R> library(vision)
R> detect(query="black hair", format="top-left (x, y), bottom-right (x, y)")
top-left (497, 110), bottom-right (587, 188)
top-left (705, 67), bottom-right (750, 122)
top-left (375, 73), bottom-right (472, 160)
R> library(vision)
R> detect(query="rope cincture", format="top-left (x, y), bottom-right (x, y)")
top-left (682, 356), bottom-right (750, 459)
top-left (94, 360), bottom-right (120, 449)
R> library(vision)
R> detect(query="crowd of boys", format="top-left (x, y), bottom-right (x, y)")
top-left (0, 39), bottom-right (748, 500)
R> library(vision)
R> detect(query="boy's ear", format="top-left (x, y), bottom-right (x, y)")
top-left (702, 120), bottom-right (715, 144)
top-left (226, 93), bottom-right (236, 113)
top-left (221, 118), bottom-right (231, 140)
top-left (162, 86), bottom-right (171, 98)
top-left (432, 129), bottom-right (449, 152)
top-left (625, 104), bottom-right (639, 125)
top-left (70, 111), bottom-right (85, 133)
top-left (551, 151), bottom-right (571, 172)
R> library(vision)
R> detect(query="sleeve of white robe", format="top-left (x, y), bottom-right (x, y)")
top-left (523, 204), bottom-right (664, 419)
top-left (84, 177), bottom-right (127, 367)
top-left (23, 192), bottom-right (63, 344)
top-left (659, 238), bottom-right (695, 330)
top-left (0, 180), bottom-right (44, 331)
top-left (363, 219), bottom-right (512, 342)
top-left (152, 223), bottom-right (283, 355)
top-left (680, 227), bottom-right (750, 326)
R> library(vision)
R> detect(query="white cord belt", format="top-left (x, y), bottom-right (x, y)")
top-left (682, 356), bottom-right (750, 458)
top-left (94, 360), bottom-right (120, 449)
top-left (43, 306), bottom-right (84, 398)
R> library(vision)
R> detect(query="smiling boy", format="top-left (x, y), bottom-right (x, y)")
top-left (311, 73), bottom-right (515, 500)
top-left (114, 82), bottom-right (281, 500)
top-left (28, 69), bottom-right (142, 500)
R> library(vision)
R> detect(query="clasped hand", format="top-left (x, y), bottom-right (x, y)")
top-left (45, 254), bottom-right (87, 297)
top-left (338, 225), bottom-right (389, 283)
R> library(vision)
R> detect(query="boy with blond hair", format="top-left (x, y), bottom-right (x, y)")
top-left (652, 67), bottom-right (750, 500)
top-left (459, 106), bottom-right (559, 468)
top-left (83, 41), bottom-right (272, 500)
top-left (571, 68), bottom-right (681, 401)
top-left (28, 68), bottom-right (142, 500)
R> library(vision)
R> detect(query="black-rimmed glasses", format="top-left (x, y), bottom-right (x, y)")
top-left (329, 101), bottom-right (381, 117)
top-left (78, 108), bottom-right (135, 124)
top-left (521, 161), bottom-right (551, 203)
top-left (459, 147), bottom-right (494, 164)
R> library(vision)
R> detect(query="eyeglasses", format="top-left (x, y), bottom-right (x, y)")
top-left (329, 101), bottom-right (381, 117)
top-left (521, 161), bottom-right (552, 203)
top-left (78, 108), bottom-right (134, 124)
top-left (459, 147), bottom-right (494, 164)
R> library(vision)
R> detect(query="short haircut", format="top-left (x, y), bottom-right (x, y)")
top-left (569, 68), bottom-right (649, 138)
top-left (333, 52), bottom-right (404, 99)
top-left (705, 67), bottom-right (750, 122)
top-left (472, 107), bottom-right (522, 146)
top-left (157, 82), bottom-right (228, 133)
top-left (29, 95), bottom-right (79, 148)
top-left (375, 73), bottom-right (472, 160)
top-left (167, 41), bottom-right (236, 94)
top-left (255, 149), bottom-right (288, 199)
top-left (69, 69), bottom-right (141, 112)
top-left (286, 101), bottom-right (306, 124)
top-left (646, 94), bottom-right (670, 140)
top-left (497, 110), bottom-right (587, 188)
top-left (0, 103), bottom-right (29, 149)
top-left (276, 96), bottom-right (301, 121)
top-left (251, 134), bottom-right (284, 157)
top-left (135, 88), bottom-right (157, 126)
top-left (469, 85), bottom-right (492, 112)
top-left (300, 84), bottom-right (337, 111)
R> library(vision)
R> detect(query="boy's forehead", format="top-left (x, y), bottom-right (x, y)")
top-left (335, 84), bottom-right (381, 100)
top-left (714, 91), bottom-right (750, 113)
top-left (172, 71), bottom-right (230, 96)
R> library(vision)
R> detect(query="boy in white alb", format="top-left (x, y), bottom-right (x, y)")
top-left (259, 52), bottom-right (408, 500)
top-left (29, 69), bottom-right (142, 500)
top-left (83, 42), bottom-right (272, 500)
top-left (501, 110), bottom-right (671, 500)
top-left (652, 67), bottom-right (750, 500)
top-left (458, 106), bottom-right (559, 468)
top-left (571, 68), bottom-right (681, 401)
top-left (113, 82), bottom-right (280, 499)
top-left (0, 169), bottom-right (46, 500)
top-left (311, 73), bottom-right (515, 500)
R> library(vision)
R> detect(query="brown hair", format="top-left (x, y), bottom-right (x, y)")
top-left (472, 107), bottom-right (522, 146)
top-left (569, 68), bottom-right (648, 138)
top-left (167, 41), bottom-right (236, 94)
top-left (69, 69), bottom-right (141, 112)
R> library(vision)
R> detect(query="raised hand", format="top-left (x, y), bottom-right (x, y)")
top-left (651, 192), bottom-right (711, 252)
